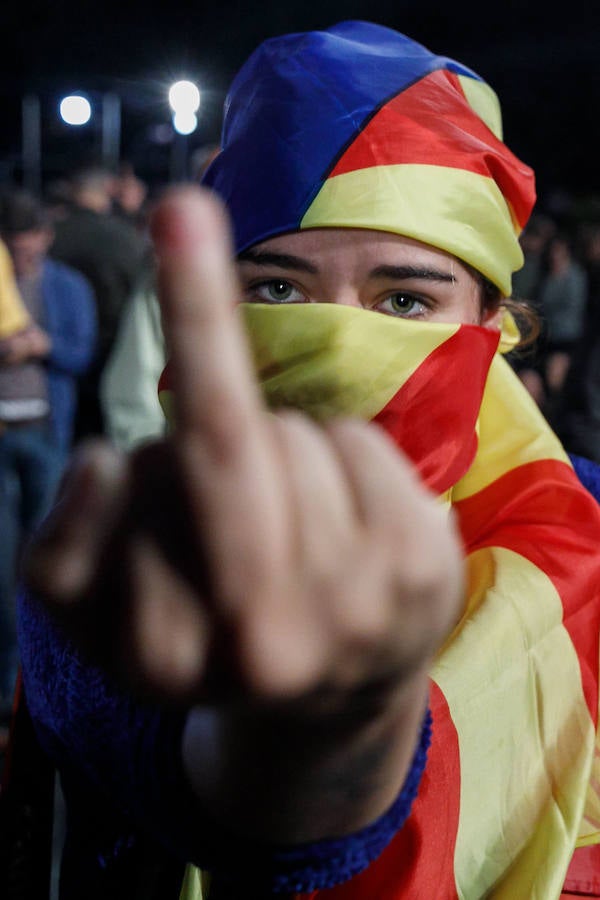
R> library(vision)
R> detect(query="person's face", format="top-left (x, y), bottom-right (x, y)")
top-left (237, 229), bottom-right (502, 328)
top-left (5, 228), bottom-right (52, 278)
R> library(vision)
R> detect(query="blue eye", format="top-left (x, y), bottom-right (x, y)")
top-left (379, 293), bottom-right (428, 317)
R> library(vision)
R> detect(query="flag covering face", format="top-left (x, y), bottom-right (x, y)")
top-left (203, 20), bottom-right (536, 296)
top-left (159, 305), bottom-right (501, 499)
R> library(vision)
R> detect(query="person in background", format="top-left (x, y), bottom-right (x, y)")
top-left (13, 22), bottom-right (600, 900)
top-left (50, 165), bottom-right (146, 440)
top-left (111, 161), bottom-right (150, 233)
top-left (100, 266), bottom-right (167, 450)
top-left (0, 188), bottom-right (97, 709)
top-left (100, 155), bottom-right (218, 453)
top-left (537, 232), bottom-right (588, 431)
top-left (0, 237), bottom-right (29, 341)
top-left (559, 224), bottom-right (600, 462)
top-left (509, 211), bottom-right (557, 406)
top-left (511, 211), bottom-right (557, 303)
top-left (42, 178), bottom-right (73, 227)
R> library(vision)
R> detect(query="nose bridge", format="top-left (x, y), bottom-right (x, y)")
top-left (330, 286), bottom-right (363, 308)
top-left (317, 274), bottom-right (362, 308)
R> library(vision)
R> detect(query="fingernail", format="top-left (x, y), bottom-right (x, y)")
top-left (151, 192), bottom-right (212, 255)
top-left (56, 448), bottom-right (101, 513)
top-left (52, 443), bottom-right (125, 528)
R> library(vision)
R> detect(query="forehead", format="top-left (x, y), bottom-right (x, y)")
top-left (5, 229), bottom-right (47, 244)
top-left (249, 228), bottom-right (471, 274)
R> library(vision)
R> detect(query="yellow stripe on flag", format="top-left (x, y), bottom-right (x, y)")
top-left (456, 75), bottom-right (503, 141)
top-left (578, 714), bottom-right (600, 848)
top-left (433, 546), bottom-right (595, 898)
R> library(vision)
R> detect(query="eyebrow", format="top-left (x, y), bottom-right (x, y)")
top-left (237, 250), bottom-right (456, 284)
top-left (369, 264), bottom-right (456, 284)
top-left (237, 249), bottom-right (319, 274)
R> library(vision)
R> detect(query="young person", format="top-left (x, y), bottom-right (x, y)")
top-left (14, 21), bottom-right (600, 899)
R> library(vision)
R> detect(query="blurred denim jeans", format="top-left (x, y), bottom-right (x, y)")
top-left (0, 423), bottom-right (64, 704)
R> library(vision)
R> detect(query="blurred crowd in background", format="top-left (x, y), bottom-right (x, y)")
top-left (508, 202), bottom-right (600, 460)
top-left (0, 153), bottom-right (600, 731)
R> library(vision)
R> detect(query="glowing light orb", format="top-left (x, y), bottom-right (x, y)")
top-left (59, 95), bottom-right (92, 125)
top-left (168, 80), bottom-right (201, 114)
top-left (172, 110), bottom-right (198, 135)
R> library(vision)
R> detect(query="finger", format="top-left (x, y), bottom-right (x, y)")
top-left (150, 187), bottom-right (289, 612)
top-left (325, 419), bottom-right (440, 535)
top-left (151, 186), bottom-right (264, 451)
top-left (268, 417), bottom-right (392, 687)
top-left (233, 412), bottom-right (361, 697)
top-left (127, 536), bottom-right (211, 698)
top-left (23, 440), bottom-right (129, 603)
top-left (325, 419), bottom-right (464, 646)
top-left (271, 411), bottom-right (356, 564)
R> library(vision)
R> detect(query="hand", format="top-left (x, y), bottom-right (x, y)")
top-left (518, 367), bottom-right (545, 407)
top-left (25, 324), bottom-right (51, 358)
top-left (0, 324), bottom-right (50, 365)
top-left (24, 186), bottom-right (465, 840)
top-left (25, 187), bottom-right (464, 704)
top-left (545, 351), bottom-right (571, 393)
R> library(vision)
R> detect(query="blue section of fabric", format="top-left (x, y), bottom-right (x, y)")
top-left (570, 453), bottom-right (600, 503)
top-left (202, 20), bottom-right (481, 254)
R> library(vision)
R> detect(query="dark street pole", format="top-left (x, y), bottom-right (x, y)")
top-left (22, 94), bottom-right (41, 195)
top-left (169, 132), bottom-right (188, 183)
top-left (102, 92), bottom-right (121, 170)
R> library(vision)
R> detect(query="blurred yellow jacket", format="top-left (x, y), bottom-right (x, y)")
top-left (0, 239), bottom-right (28, 338)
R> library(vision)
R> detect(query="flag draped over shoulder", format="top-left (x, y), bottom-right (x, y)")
top-left (160, 304), bottom-right (600, 899)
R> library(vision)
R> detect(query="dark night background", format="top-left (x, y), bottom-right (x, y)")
top-left (2, 1), bottom-right (599, 216)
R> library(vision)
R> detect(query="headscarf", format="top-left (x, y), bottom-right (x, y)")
top-left (203, 20), bottom-right (536, 296)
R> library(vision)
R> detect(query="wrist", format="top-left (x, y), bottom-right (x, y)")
top-left (189, 706), bottom-right (433, 895)
top-left (183, 670), bottom-right (431, 843)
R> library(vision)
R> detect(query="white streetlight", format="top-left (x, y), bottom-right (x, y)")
top-left (168, 79), bottom-right (201, 180)
top-left (168, 80), bottom-right (201, 115)
top-left (172, 110), bottom-right (198, 136)
top-left (59, 94), bottom-right (92, 126)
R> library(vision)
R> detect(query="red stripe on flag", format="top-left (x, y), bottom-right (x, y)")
top-left (454, 458), bottom-right (600, 723)
top-left (373, 325), bottom-right (498, 496)
top-left (158, 361), bottom-right (171, 395)
top-left (329, 71), bottom-right (533, 229)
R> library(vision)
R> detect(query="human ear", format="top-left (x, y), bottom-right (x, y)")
top-left (481, 303), bottom-right (503, 330)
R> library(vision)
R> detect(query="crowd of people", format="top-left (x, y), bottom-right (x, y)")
top-left (0, 166), bottom-right (152, 716)
top-left (0, 152), bottom-right (233, 726)
top-left (509, 210), bottom-right (600, 460)
top-left (0, 19), bottom-right (600, 899)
